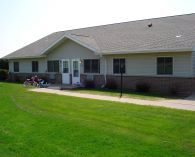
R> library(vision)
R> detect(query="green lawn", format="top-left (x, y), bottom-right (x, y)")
top-left (67, 88), bottom-right (171, 100)
top-left (0, 82), bottom-right (195, 157)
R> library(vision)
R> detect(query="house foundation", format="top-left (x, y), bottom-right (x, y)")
top-left (9, 73), bottom-right (195, 96)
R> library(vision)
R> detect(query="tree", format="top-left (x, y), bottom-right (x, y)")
top-left (0, 59), bottom-right (8, 70)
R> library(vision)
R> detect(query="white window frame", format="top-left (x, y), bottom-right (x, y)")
top-left (47, 60), bottom-right (60, 73)
top-left (83, 59), bottom-right (100, 74)
top-left (112, 58), bottom-right (126, 75)
top-left (62, 59), bottom-right (70, 73)
top-left (13, 61), bottom-right (19, 73)
top-left (32, 61), bottom-right (39, 73)
top-left (156, 56), bottom-right (174, 76)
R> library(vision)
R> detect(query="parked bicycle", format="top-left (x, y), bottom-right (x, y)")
top-left (23, 75), bottom-right (49, 88)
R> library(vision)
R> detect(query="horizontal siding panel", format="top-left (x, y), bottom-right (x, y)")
top-left (105, 52), bottom-right (192, 77)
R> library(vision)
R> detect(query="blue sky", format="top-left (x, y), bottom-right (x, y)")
top-left (0, 0), bottom-right (194, 57)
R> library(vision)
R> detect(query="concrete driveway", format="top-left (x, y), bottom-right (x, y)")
top-left (30, 88), bottom-right (195, 111)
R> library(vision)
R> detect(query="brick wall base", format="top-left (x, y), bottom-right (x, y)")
top-left (80, 74), bottom-right (105, 88)
top-left (55, 74), bottom-right (62, 84)
top-left (106, 75), bottom-right (195, 96)
top-left (81, 74), bottom-right (195, 96)
top-left (9, 73), bottom-right (195, 96)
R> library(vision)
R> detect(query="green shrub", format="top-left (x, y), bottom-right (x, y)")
top-left (170, 87), bottom-right (178, 96)
top-left (105, 79), bottom-right (117, 89)
top-left (14, 75), bottom-right (22, 83)
top-left (0, 59), bottom-right (8, 70)
top-left (169, 84), bottom-right (180, 96)
top-left (136, 82), bottom-right (151, 93)
top-left (84, 80), bottom-right (95, 88)
top-left (0, 69), bottom-right (8, 81)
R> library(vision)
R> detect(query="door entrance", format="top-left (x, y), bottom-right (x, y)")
top-left (72, 59), bottom-right (80, 84)
top-left (62, 59), bottom-right (70, 84)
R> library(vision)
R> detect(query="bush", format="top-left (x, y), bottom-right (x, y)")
top-left (170, 87), bottom-right (178, 96)
top-left (13, 74), bottom-right (23, 83)
top-left (169, 84), bottom-right (179, 96)
top-left (0, 59), bottom-right (8, 70)
top-left (0, 69), bottom-right (8, 81)
top-left (84, 80), bottom-right (95, 88)
top-left (136, 82), bottom-right (150, 93)
top-left (105, 80), bottom-right (117, 89)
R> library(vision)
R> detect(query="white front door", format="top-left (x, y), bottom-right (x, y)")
top-left (62, 59), bottom-right (70, 84)
top-left (72, 59), bottom-right (80, 84)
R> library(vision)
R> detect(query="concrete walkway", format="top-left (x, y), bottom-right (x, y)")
top-left (29, 88), bottom-right (195, 111)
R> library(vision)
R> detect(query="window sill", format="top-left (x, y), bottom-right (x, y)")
top-left (112, 73), bottom-right (127, 76)
top-left (83, 73), bottom-right (101, 75)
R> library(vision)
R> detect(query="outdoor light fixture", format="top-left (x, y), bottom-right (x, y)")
top-left (79, 59), bottom-right (83, 64)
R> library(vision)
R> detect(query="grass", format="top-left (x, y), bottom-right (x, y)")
top-left (0, 82), bottom-right (195, 157)
top-left (67, 88), bottom-right (171, 100)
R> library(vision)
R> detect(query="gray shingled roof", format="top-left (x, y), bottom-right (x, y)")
top-left (4, 31), bottom-right (66, 59)
top-left (4, 13), bottom-right (195, 59)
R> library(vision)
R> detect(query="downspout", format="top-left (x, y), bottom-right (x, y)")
top-left (192, 46), bottom-right (195, 77)
top-left (104, 56), bottom-right (107, 86)
top-left (96, 51), bottom-right (107, 87)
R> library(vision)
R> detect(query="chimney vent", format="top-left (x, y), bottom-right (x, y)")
top-left (148, 23), bottom-right (152, 27)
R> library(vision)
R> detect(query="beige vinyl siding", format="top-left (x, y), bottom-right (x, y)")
top-left (191, 51), bottom-right (195, 76)
top-left (105, 52), bottom-right (193, 77)
top-left (9, 58), bottom-right (47, 73)
top-left (47, 39), bottom-right (104, 74)
top-left (173, 52), bottom-right (192, 76)
top-left (8, 38), bottom-right (193, 78)
top-left (8, 39), bottom-right (104, 74)
top-left (8, 61), bottom-right (13, 72)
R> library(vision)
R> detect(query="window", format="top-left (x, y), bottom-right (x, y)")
top-left (157, 57), bottom-right (173, 75)
top-left (13, 62), bottom-right (19, 72)
top-left (73, 61), bottom-right (79, 77)
top-left (62, 60), bottom-right (69, 73)
top-left (47, 60), bottom-right (59, 72)
top-left (84, 59), bottom-right (100, 73)
top-left (32, 61), bottom-right (39, 72)
top-left (113, 58), bottom-right (125, 74)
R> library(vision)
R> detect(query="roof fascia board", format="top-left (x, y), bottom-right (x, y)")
top-left (101, 48), bottom-right (192, 55)
top-left (5, 55), bottom-right (46, 60)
